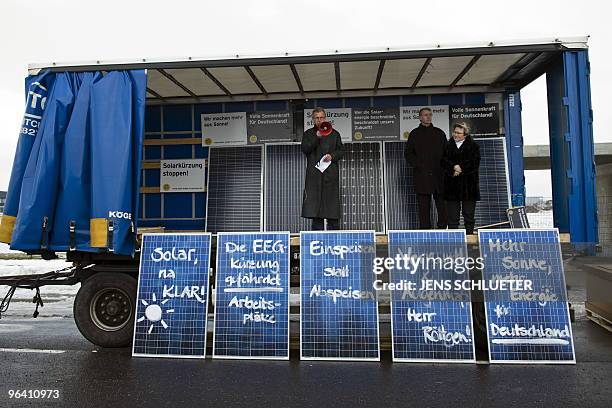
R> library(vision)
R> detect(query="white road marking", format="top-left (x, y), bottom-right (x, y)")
top-left (0, 324), bottom-right (32, 333)
top-left (0, 348), bottom-right (65, 354)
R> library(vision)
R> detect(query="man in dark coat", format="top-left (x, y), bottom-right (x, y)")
top-left (404, 107), bottom-right (448, 229)
top-left (442, 122), bottom-right (481, 234)
top-left (301, 107), bottom-right (344, 230)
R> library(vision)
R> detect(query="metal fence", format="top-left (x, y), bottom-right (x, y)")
top-left (0, 191), bottom-right (6, 215)
top-left (598, 194), bottom-right (612, 255)
top-left (525, 196), bottom-right (554, 229)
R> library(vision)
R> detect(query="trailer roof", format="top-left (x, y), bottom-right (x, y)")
top-left (29, 36), bottom-right (588, 103)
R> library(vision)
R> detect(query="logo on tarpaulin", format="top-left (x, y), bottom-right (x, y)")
top-left (21, 82), bottom-right (49, 137)
top-left (108, 211), bottom-right (132, 220)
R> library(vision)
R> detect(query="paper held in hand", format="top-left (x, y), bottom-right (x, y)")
top-left (315, 156), bottom-right (332, 173)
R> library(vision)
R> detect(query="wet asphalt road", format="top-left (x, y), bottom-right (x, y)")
top-left (0, 317), bottom-right (611, 408)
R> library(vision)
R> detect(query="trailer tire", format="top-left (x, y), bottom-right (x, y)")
top-left (74, 272), bottom-right (137, 348)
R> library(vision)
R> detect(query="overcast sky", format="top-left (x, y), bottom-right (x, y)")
top-left (1, 0), bottom-right (610, 197)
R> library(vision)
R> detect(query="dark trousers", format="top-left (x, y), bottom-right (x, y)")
top-left (447, 200), bottom-right (476, 234)
top-left (417, 193), bottom-right (447, 229)
top-left (311, 218), bottom-right (340, 231)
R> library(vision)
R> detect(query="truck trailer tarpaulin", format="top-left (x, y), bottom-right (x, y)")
top-left (0, 70), bottom-right (146, 256)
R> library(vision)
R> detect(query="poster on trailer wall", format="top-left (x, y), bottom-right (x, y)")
top-left (160, 159), bottom-right (206, 193)
top-left (400, 105), bottom-right (450, 141)
top-left (449, 104), bottom-right (500, 137)
top-left (201, 112), bottom-right (247, 146)
top-left (303, 108), bottom-right (353, 143)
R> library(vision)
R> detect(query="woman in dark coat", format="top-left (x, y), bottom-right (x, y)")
top-left (301, 107), bottom-right (344, 230)
top-left (443, 122), bottom-right (481, 234)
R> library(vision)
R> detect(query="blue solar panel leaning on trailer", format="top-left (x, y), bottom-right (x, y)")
top-left (301, 107), bottom-right (344, 231)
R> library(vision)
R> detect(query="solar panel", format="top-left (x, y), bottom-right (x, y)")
top-left (206, 146), bottom-right (263, 233)
top-left (300, 230), bottom-right (380, 361)
top-left (264, 143), bottom-right (384, 232)
top-left (213, 232), bottom-right (290, 359)
top-left (133, 233), bottom-right (212, 358)
top-left (383, 142), bottom-right (419, 230)
top-left (253, 138), bottom-right (507, 234)
top-left (339, 143), bottom-right (385, 232)
top-left (478, 229), bottom-right (576, 364)
top-left (264, 144), bottom-right (309, 233)
top-left (383, 138), bottom-right (510, 230)
top-left (473, 137), bottom-right (511, 228)
top-left (388, 230), bottom-right (476, 362)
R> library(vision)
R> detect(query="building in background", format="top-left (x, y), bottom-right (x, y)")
top-left (524, 143), bottom-right (612, 250)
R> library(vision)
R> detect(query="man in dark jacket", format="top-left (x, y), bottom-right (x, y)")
top-left (442, 122), bottom-right (481, 234)
top-left (301, 107), bottom-right (344, 230)
top-left (404, 107), bottom-right (448, 229)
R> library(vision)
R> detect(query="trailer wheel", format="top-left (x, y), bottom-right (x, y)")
top-left (74, 272), bottom-right (136, 348)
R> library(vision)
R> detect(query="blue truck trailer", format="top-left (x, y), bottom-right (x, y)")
top-left (0, 37), bottom-right (597, 347)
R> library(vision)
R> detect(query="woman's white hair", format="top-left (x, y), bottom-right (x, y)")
top-left (453, 122), bottom-right (471, 136)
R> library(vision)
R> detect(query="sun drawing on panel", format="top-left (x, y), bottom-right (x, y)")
top-left (137, 292), bottom-right (174, 334)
